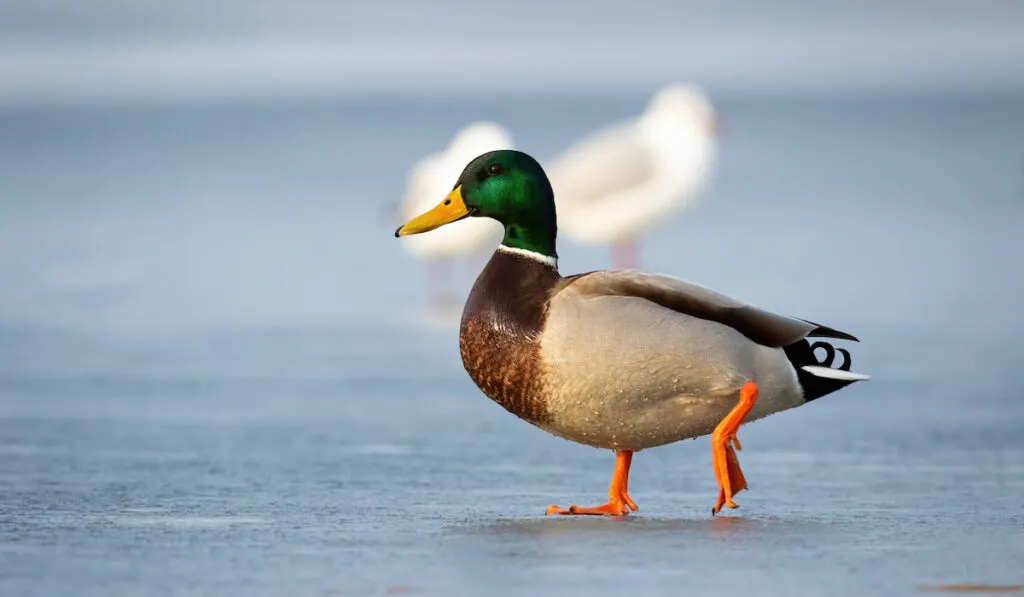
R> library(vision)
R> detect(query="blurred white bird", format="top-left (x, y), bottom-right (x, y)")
top-left (548, 84), bottom-right (721, 269)
top-left (397, 122), bottom-right (512, 307)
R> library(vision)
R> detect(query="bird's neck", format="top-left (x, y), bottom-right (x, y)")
top-left (461, 245), bottom-right (561, 336)
top-left (500, 222), bottom-right (558, 261)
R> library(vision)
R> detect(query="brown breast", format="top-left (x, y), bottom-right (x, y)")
top-left (458, 248), bottom-right (562, 426)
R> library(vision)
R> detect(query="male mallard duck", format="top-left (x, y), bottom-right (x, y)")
top-left (396, 122), bottom-right (512, 307)
top-left (549, 83), bottom-right (720, 270)
top-left (395, 150), bottom-right (868, 515)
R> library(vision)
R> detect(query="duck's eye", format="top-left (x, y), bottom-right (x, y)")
top-left (487, 163), bottom-right (504, 176)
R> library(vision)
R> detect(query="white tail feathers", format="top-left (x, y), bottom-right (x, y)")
top-left (801, 366), bottom-right (871, 381)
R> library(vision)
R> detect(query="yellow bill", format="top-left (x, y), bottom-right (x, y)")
top-left (395, 185), bottom-right (471, 237)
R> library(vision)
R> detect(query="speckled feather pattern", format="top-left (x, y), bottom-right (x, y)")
top-left (459, 318), bottom-right (552, 425)
top-left (459, 249), bottom-right (561, 426)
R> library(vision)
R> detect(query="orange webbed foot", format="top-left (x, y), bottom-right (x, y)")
top-left (711, 381), bottom-right (758, 515)
top-left (545, 450), bottom-right (638, 517)
top-left (545, 500), bottom-right (634, 516)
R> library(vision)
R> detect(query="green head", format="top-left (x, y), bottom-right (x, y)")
top-left (395, 150), bottom-right (558, 258)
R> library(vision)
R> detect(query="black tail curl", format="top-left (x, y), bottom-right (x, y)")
top-left (783, 339), bottom-right (860, 402)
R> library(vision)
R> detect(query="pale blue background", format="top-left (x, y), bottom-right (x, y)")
top-left (1, 2), bottom-right (1023, 596)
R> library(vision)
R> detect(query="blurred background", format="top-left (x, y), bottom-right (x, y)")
top-left (2, 2), bottom-right (1023, 596)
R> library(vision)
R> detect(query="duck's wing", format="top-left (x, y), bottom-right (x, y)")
top-left (547, 120), bottom-right (655, 210)
top-left (558, 269), bottom-right (858, 348)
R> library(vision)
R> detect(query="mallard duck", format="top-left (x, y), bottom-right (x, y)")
top-left (395, 150), bottom-right (868, 515)
top-left (396, 122), bottom-right (512, 307)
top-left (549, 83), bottom-right (719, 269)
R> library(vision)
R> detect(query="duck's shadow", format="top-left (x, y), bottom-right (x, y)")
top-left (446, 513), bottom-right (803, 541)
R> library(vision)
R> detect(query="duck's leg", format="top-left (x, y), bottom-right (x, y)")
top-left (545, 450), bottom-right (638, 516)
top-left (610, 237), bottom-right (641, 270)
top-left (711, 381), bottom-right (759, 514)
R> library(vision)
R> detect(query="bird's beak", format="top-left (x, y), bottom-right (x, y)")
top-left (395, 185), bottom-right (471, 237)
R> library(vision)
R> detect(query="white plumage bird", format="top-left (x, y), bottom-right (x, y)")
top-left (548, 84), bottom-right (721, 269)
